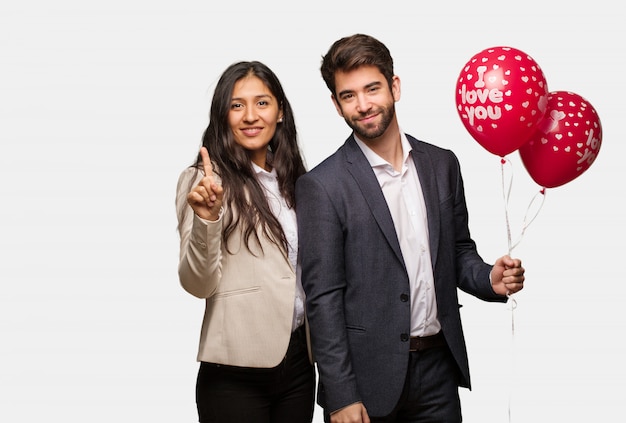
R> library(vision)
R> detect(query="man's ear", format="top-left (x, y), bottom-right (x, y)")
top-left (392, 75), bottom-right (401, 102)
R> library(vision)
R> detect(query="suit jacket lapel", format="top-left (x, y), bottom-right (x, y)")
top-left (407, 135), bottom-right (441, 268)
top-left (343, 136), bottom-right (405, 267)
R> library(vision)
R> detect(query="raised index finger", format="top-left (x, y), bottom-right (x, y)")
top-left (199, 146), bottom-right (213, 178)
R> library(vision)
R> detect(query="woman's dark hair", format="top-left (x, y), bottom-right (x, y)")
top-left (192, 61), bottom-right (306, 254)
top-left (320, 33), bottom-right (395, 97)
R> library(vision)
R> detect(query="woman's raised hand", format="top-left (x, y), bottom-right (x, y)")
top-left (187, 147), bottom-right (224, 221)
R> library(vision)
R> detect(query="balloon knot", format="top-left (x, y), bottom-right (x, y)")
top-left (540, 188), bottom-right (546, 195)
top-left (500, 158), bottom-right (507, 165)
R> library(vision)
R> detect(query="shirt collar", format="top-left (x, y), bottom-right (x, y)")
top-left (251, 157), bottom-right (277, 178)
top-left (354, 128), bottom-right (413, 170)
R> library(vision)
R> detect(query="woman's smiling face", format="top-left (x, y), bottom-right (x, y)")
top-left (228, 74), bottom-right (283, 168)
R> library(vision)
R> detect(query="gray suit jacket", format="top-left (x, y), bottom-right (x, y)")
top-left (295, 134), bottom-right (507, 417)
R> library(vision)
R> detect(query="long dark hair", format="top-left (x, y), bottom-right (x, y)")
top-left (193, 61), bottom-right (306, 255)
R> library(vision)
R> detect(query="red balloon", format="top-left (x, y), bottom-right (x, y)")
top-left (519, 91), bottom-right (602, 188)
top-left (455, 46), bottom-right (549, 157)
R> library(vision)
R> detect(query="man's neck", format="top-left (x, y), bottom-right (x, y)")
top-left (359, 120), bottom-right (403, 171)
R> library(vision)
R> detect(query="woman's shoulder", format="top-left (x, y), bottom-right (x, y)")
top-left (177, 166), bottom-right (200, 191)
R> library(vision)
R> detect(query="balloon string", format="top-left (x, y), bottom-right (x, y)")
top-left (509, 189), bottom-right (546, 253)
top-left (500, 157), bottom-right (546, 255)
top-left (499, 157), bottom-right (546, 423)
top-left (499, 157), bottom-right (515, 423)
top-left (507, 291), bottom-right (516, 423)
top-left (500, 158), bottom-right (514, 254)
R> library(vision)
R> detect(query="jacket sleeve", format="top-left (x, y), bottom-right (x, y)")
top-left (448, 152), bottom-right (506, 302)
top-left (296, 172), bottom-right (362, 414)
top-left (175, 167), bottom-right (223, 299)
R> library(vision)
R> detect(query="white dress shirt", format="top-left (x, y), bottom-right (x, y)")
top-left (354, 132), bottom-right (441, 337)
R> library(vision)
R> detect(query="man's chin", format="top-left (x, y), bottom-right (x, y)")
top-left (355, 127), bottom-right (385, 140)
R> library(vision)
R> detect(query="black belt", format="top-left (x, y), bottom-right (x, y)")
top-left (409, 331), bottom-right (446, 352)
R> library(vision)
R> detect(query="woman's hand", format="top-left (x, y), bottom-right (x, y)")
top-left (187, 147), bottom-right (224, 221)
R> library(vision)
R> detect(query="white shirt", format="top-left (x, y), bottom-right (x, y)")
top-left (253, 163), bottom-right (306, 332)
top-left (354, 132), bottom-right (441, 337)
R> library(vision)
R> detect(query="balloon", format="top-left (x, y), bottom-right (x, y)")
top-left (455, 46), bottom-right (550, 157)
top-left (519, 91), bottom-right (602, 188)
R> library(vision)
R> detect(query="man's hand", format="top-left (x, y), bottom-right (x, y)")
top-left (490, 255), bottom-right (525, 296)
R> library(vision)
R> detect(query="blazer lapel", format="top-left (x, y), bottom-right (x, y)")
top-left (343, 137), bottom-right (405, 267)
top-left (408, 135), bottom-right (441, 268)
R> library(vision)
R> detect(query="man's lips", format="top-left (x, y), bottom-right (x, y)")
top-left (358, 113), bottom-right (378, 124)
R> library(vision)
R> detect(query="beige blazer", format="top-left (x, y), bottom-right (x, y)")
top-left (176, 167), bottom-right (300, 368)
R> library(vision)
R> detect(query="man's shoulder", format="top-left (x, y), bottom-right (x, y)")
top-left (406, 133), bottom-right (446, 151)
top-left (405, 133), bottom-right (457, 160)
top-left (304, 140), bottom-right (352, 175)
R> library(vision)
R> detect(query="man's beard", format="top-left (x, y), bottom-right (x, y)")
top-left (344, 104), bottom-right (395, 140)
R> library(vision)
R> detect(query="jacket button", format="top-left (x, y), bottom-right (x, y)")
top-left (400, 294), bottom-right (409, 302)
top-left (400, 333), bottom-right (409, 342)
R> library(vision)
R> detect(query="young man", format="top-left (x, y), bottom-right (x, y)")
top-left (296, 34), bottom-right (525, 423)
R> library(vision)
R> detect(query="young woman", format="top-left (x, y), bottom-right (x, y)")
top-left (175, 61), bottom-right (314, 423)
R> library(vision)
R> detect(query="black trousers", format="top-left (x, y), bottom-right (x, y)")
top-left (374, 346), bottom-right (462, 423)
top-left (324, 345), bottom-right (462, 423)
top-left (196, 326), bottom-right (315, 423)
